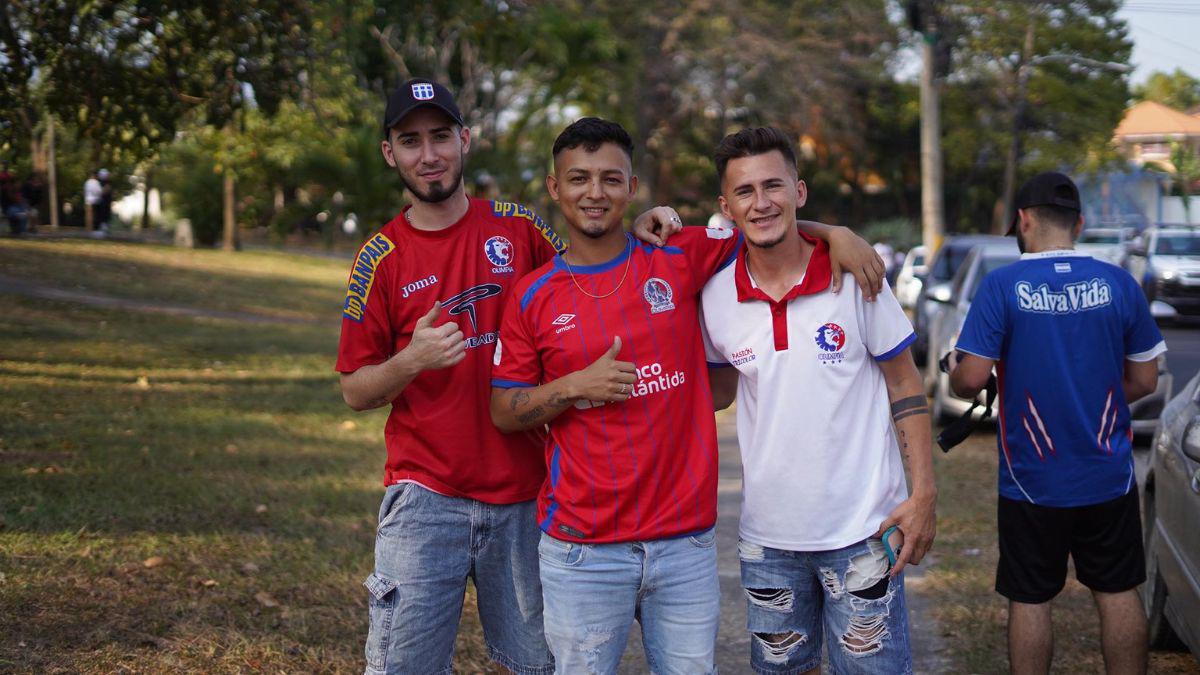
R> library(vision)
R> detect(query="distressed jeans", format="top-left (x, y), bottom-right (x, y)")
top-left (537, 528), bottom-right (720, 674)
top-left (739, 537), bottom-right (912, 675)
top-left (363, 482), bottom-right (554, 675)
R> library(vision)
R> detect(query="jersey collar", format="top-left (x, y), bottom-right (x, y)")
top-left (1019, 248), bottom-right (1090, 260)
top-left (735, 229), bottom-right (831, 304)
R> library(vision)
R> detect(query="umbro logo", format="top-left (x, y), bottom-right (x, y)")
top-left (552, 313), bottom-right (577, 334)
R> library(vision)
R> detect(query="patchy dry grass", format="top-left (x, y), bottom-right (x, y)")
top-left (0, 239), bottom-right (492, 673)
top-left (922, 431), bottom-right (1198, 673)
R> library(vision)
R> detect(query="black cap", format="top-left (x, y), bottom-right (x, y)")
top-left (382, 79), bottom-right (464, 136)
top-left (1007, 171), bottom-right (1081, 235)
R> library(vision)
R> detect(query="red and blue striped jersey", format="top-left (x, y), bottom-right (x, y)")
top-left (492, 227), bottom-right (741, 543)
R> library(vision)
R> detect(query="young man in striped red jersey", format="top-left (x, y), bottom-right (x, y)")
top-left (489, 118), bottom-right (883, 672)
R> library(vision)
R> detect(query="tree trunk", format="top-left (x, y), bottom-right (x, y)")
top-left (997, 22), bottom-right (1035, 234)
top-left (140, 168), bottom-right (153, 231)
top-left (919, 26), bottom-right (946, 251)
top-left (222, 171), bottom-right (238, 251)
top-left (47, 116), bottom-right (59, 229)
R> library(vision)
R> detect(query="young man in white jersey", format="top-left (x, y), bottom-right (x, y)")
top-left (700, 127), bottom-right (937, 674)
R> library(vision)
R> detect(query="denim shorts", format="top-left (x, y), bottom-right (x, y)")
top-left (363, 482), bottom-right (553, 675)
top-left (739, 537), bottom-right (912, 674)
top-left (537, 528), bottom-right (720, 674)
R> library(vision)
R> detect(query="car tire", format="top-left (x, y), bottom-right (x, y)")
top-left (1142, 486), bottom-right (1184, 650)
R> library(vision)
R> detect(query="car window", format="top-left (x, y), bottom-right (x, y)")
top-left (1154, 234), bottom-right (1200, 256)
top-left (1078, 232), bottom-right (1119, 244)
top-left (967, 254), bottom-right (1020, 300)
top-left (949, 250), bottom-right (976, 301)
top-left (930, 244), bottom-right (973, 282)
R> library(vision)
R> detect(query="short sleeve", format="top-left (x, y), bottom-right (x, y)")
top-left (676, 227), bottom-right (742, 291)
top-left (955, 272), bottom-right (1006, 361)
top-left (491, 290), bottom-right (543, 388)
top-left (856, 277), bottom-right (916, 361)
top-left (335, 233), bottom-right (398, 373)
top-left (699, 309), bottom-right (730, 367)
top-left (1121, 275), bottom-right (1166, 361)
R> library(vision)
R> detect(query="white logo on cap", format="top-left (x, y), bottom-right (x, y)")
top-left (412, 83), bottom-right (435, 100)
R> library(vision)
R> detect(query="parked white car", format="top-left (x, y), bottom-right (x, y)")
top-left (1074, 227), bottom-right (1131, 266)
top-left (895, 245), bottom-right (928, 309)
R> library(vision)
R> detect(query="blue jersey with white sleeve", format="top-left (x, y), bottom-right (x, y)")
top-left (955, 250), bottom-right (1165, 507)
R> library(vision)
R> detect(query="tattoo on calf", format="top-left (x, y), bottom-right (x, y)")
top-left (510, 390), bottom-right (530, 411)
top-left (891, 394), bottom-right (929, 422)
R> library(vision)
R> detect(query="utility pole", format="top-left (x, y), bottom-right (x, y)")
top-left (915, 1), bottom-right (946, 252)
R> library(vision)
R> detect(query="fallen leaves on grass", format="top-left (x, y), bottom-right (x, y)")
top-left (225, 444), bottom-right (239, 454)
top-left (340, 420), bottom-right (357, 431)
top-left (201, 579), bottom-right (219, 588)
top-left (135, 376), bottom-right (150, 390)
top-left (142, 556), bottom-right (167, 569)
top-left (254, 591), bottom-right (280, 608)
top-left (254, 504), bottom-right (268, 514)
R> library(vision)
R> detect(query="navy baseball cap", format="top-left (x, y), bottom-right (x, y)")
top-left (383, 79), bottom-right (464, 136)
top-left (1007, 172), bottom-right (1081, 235)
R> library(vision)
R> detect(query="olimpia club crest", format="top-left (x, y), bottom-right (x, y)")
top-left (643, 278), bottom-right (675, 314)
top-left (814, 322), bottom-right (846, 365)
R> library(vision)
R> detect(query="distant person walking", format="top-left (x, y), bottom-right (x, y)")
top-left (97, 169), bottom-right (113, 232)
top-left (21, 173), bottom-right (44, 231)
top-left (84, 170), bottom-right (102, 232)
top-left (949, 172), bottom-right (1165, 675)
top-left (1, 163), bottom-right (27, 236)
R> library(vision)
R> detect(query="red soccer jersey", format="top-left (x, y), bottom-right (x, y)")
top-left (492, 227), bottom-right (741, 542)
top-left (336, 198), bottom-right (566, 503)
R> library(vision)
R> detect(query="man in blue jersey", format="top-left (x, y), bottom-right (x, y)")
top-left (949, 172), bottom-right (1164, 675)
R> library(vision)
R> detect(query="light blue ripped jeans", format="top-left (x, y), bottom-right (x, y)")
top-left (537, 528), bottom-right (720, 674)
top-left (739, 537), bottom-right (912, 675)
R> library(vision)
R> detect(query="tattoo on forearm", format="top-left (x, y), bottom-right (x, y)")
top-left (516, 406), bottom-right (545, 424)
top-left (891, 395), bottom-right (929, 422)
top-left (547, 391), bottom-right (569, 409)
top-left (510, 390), bottom-right (530, 411)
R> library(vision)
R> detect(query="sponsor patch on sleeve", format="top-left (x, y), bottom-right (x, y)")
top-left (343, 233), bottom-right (396, 322)
top-left (491, 200), bottom-right (568, 254)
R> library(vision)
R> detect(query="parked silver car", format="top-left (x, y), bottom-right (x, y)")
top-left (1144, 371), bottom-right (1200, 660)
top-left (1125, 228), bottom-right (1200, 319)
top-left (924, 240), bottom-right (1020, 422)
top-left (1075, 227), bottom-right (1132, 266)
top-left (912, 234), bottom-right (1009, 364)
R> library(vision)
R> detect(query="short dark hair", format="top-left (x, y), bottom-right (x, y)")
top-left (714, 127), bottom-right (798, 182)
top-left (552, 117), bottom-right (634, 160)
top-left (1028, 204), bottom-right (1080, 231)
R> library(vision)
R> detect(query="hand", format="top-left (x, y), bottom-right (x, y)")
top-left (874, 490), bottom-right (936, 576)
top-left (403, 301), bottom-right (465, 371)
top-left (566, 337), bottom-right (637, 402)
top-left (827, 227), bottom-right (885, 300)
top-left (631, 206), bottom-right (683, 247)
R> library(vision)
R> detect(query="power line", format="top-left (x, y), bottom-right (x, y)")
top-left (1125, 19), bottom-right (1200, 59)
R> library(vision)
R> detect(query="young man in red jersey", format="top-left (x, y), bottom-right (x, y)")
top-left (489, 117), bottom-right (738, 672)
top-left (339, 81), bottom-right (881, 674)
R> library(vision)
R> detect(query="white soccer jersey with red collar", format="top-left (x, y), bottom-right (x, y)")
top-left (700, 234), bottom-right (916, 550)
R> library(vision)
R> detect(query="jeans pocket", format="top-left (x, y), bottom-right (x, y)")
top-left (363, 572), bottom-right (400, 672)
top-left (688, 527), bottom-right (717, 549)
top-left (538, 533), bottom-right (586, 567)
top-left (376, 483), bottom-right (411, 533)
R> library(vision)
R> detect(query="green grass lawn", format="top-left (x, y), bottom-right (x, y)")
top-left (0, 239), bottom-right (491, 672)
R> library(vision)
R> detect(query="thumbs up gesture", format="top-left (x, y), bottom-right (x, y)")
top-left (569, 337), bottom-right (638, 402)
top-left (404, 301), bottom-right (466, 370)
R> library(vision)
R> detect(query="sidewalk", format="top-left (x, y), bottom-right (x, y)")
top-left (619, 410), bottom-right (948, 673)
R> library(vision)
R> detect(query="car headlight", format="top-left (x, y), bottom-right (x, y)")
top-left (1158, 268), bottom-right (1177, 281)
